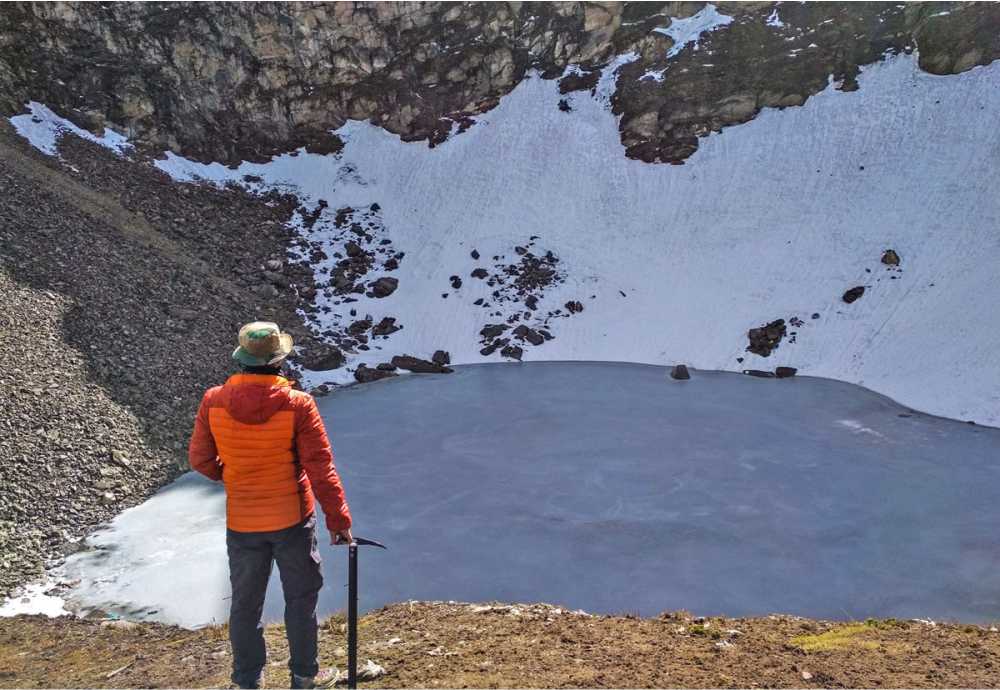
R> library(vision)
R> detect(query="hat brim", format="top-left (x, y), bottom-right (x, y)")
top-left (233, 332), bottom-right (293, 366)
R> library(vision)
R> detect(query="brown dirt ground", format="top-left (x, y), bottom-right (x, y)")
top-left (1, 602), bottom-right (998, 688)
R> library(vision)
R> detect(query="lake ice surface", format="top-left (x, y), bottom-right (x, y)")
top-left (57, 363), bottom-right (1000, 627)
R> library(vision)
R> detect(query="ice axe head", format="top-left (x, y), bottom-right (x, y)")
top-left (351, 536), bottom-right (387, 549)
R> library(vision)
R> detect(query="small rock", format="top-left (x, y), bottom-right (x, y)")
top-left (480, 324), bottom-right (508, 340)
top-left (775, 366), bottom-right (798, 378)
top-left (671, 364), bottom-right (690, 380)
top-left (471, 268), bottom-right (489, 279)
top-left (391, 355), bottom-right (451, 374)
top-left (500, 344), bottom-right (523, 360)
top-left (565, 300), bottom-right (584, 314)
top-left (743, 369), bottom-right (776, 378)
top-left (470, 249), bottom-right (480, 260)
top-left (371, 317), bottom-right (401, 337)
top-left (110, 450), bottom-right (130, 468)
top-left (369, 277), bottom-right (398, 298)
top-left (354, 365), bottom-right (396, 384)
top-left (881, 249), bottom-right (900, 266)
top-left (842, 286), bottom-right (865, 304)
top-left (432, 350), bottom-right (451, 366)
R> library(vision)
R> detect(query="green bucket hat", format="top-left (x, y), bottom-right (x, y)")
top-left (232, 321), bottom-right (294, 367)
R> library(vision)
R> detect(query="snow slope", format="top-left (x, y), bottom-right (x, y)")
top-left (12, 54), bottom-right (1000, 425)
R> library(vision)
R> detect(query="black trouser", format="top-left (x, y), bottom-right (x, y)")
top-left (227, 513), bottom-right (323, 688)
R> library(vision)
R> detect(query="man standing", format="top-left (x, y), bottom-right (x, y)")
top-left (189, 322), bottom-right (352, 689)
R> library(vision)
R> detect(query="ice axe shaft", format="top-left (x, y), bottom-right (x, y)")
top-left (347, 537), bottom-right (386, 689)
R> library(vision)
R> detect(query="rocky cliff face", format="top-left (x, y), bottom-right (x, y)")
top-left (0, 2), bottom-right (998, 163)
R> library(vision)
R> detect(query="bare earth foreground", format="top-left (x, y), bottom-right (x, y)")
top-left (2, 603), bottom-right (998, 688)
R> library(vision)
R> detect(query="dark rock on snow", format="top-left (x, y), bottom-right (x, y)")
top-left (391, 355), bottom-right (452, 374)
top-left (843, 286), bottom-right (865, 304)
top-left (747, 319), bottom-right (786, 357)
top-left (354, 364), bottom-right (397, 383)
top-left (882, 249), bottom-right (901, 266)
top-left (743, 369), bottom-right (777, 378)
top-left (432, 350), bottom-right (451, 366)
top-left (775, 366), bottom-right (798, 378)
top-left (671, 364), bottom-right (691, 380)
top-left (368, 276), bottom-right (399, 298)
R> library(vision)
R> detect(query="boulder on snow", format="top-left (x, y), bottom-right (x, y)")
top-left (368, 277), bottom-right (398, 298)
top-left (747, 319), bottom-right (786, 357)
top-left (471, 268), bottom-right (489, 279)
top-left (480, 324), bottom-right (508, 340)
top-left (775, 366), bottom-right (798, 378)
top-left (512, 324), bottom-right (544, 346)
top-left (371, 317), bottom-right (401, 337)
top-left (671, 364), bottom-right (691, 380)
top-left (432, 350), bottom-right (451, 366)
top-left (354, 364), bottom-right (396, 384)
top-left (881, 249), bottom-right (900, 266)
top-left (500, 344), bottom-right (523, 360)
top-left (391, 355), bottom-right (452, 374)
top-left (842, 286), bottom-right (865, 304)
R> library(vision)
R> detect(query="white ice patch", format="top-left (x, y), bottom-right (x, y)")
top-left (9, 101), bottom-right (132, 157)
top-left (655, 4), bottom-right (735, 59)
top-left (0, 581), bottom-right (69, 618)
top-left (766, 8), bottom-right (786, 28)
top-left (837, 419), bottom-right (887, 440)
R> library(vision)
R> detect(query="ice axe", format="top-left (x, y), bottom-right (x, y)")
top-left (346, 537), bottom-right (386, 689)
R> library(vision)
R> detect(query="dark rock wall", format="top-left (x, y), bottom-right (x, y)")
top-left (0, 1), bottom-right (997, 164)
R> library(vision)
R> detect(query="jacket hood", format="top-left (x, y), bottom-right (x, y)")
top-left (221, 374), bottom-right (292, 425)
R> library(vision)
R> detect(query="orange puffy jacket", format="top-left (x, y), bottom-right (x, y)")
top-left (188, 373), bottom-right (352, 534)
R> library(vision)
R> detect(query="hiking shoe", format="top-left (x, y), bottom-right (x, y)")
top-left (290, 668), bottom-right (338, 689)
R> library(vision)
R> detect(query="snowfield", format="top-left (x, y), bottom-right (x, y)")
top-left (11, 53), bottom-right (1000, 425)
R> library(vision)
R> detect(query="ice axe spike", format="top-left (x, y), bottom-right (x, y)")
top-left (347, 537), bottom-right (386, 689)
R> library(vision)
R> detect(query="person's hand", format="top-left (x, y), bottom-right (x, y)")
top-left (331, 528), bottom-right (353, 546)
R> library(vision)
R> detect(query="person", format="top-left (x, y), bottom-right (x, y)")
top-left (189, 321), bottom-right (352, 689)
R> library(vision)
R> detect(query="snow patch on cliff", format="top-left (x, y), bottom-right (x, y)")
top-left (10, 102), bottom-right (131, 157)
top-left (655, 4), bottom-right (734, 58)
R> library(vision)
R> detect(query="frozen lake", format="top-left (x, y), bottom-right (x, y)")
top-left (58, 363), bottom-right (1000, 627)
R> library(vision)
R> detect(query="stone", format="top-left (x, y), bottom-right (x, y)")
top-left (391, 355), bottom-right (452, 374)
top-left (471, 268), bottom-right (489, 279)
top-left (512, 324), bottom-right (544, 346)
top-left (376, 362), bottom-right (397, 372)
top-left (565, 300), bottom-right (584, 314)
top-left (747, 319), bottom-right (786, 357)
top-left (775, 366), bottom-right (798, 378)
top-left (432, 350), bottom-right (451, 366)
top-left (882, 249), bottom-right (901, 266)
top-left (743, 369), bottom-right (776, 378)
top-left (470, 249), bottom-right (480, 260)
top-left (110, 449), bottom-right (130, 467)
top-left (480, 324), bottom-right (508, 340)
top-left (354, 364), bottom-right (396, 384)
top-left (371, 317), bottom-right (401, 336)
top-left (842, 286), bottom-right (865, 304)
top-left (369, 277), bottom-right (398, 298)
top-left (671, 364), bottom-right (690, 380)
top-left (500, 344), bottom-right (523, 360)
top-left (345, 241), bottom-right (364, 257)
top-left (301, 344), bottom-right (345, 371)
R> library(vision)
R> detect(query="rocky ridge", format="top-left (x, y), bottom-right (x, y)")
top-left (1, 2), bottom-right (997, 165)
